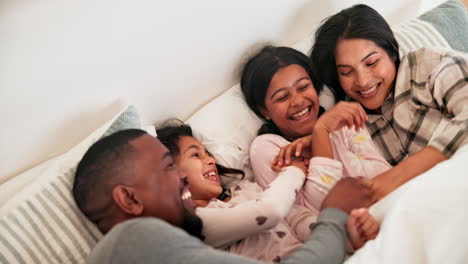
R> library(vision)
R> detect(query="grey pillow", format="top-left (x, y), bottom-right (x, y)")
top-left (102, 105), bottom-right (141, 138)
top-left (419, 0), bottom-right (468, 52)
top-left (391, 0), bottom-right (468, 57)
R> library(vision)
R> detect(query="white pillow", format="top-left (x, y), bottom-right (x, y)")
top-left (186, 84), bottom-right (262, 184)
top-left (0, 105), bottom-right (144, 264)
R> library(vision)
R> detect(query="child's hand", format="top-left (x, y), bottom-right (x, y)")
top-left (347, 208), bottom-right (380, 250)
top-left (273, 135), bottom-right (313, 167)
top-left (272, 157), bottom-right (307, 175)
top-left (290, 158), bottom-right (307, 175)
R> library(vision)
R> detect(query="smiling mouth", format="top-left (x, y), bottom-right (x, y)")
top-left (359, 83), bottom-right (379, 96)
top-left (181, 188), bottom-right (192, 200)
top-left (289, 106), bottom-right (311, 121)
top-left (203, 171), bottom-right (219, 182)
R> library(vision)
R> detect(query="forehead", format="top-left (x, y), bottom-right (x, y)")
top-left (335, 38), bottom-right (383, 62)
top-left (178, 136), bottom-right (203, 153)
top-left (268, 64), bottom-right (309, 92)
top-left (131, 135), bottom-right (170, 163)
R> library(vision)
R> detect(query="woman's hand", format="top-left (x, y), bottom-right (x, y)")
top-left (273, 135), bottom-right (313, 167)
top-left (314, 102), bottom-right (368, 133)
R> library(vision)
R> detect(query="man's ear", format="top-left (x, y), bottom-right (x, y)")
top-left (259, 106), bottom-right (271, 120)
top-left (112, 185), bottom-right (144, 216)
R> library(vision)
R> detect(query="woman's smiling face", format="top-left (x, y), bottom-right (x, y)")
top-left (335, 38), bottom-right (397, 111)
top-left (261, 64), bottom-right (320, 140)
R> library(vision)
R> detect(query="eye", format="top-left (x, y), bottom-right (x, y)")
top-left (275, 94), bottom-right (288, 102)
top-left (298, 84), bottom-right (309, 91)
top-left (191, 152), bottom-right (200, 158)
top-left (206, 150), bottom-right (214, 157)
top-left (366, 59), bottom-right (378, 67)
top-left (339, 70), bottom-right (352, 76)
top-left (166, 158), bottom-right (176, 170)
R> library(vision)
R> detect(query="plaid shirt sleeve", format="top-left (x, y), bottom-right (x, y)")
top-left (394, 48), bottom-right (468, 158)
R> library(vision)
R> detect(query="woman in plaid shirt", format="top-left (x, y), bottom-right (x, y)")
top-left (310, 4), bottom-right (468, 201)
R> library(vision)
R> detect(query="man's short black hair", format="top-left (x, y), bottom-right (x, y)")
top-left (72, 129), bottom-right (147, 223)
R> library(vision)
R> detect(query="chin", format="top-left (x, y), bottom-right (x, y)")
top-left (294, 125), bottom-right (314, 137)
top-left (363, 100), bottom-right (384, 111)
top-left (363, 103), bottom-right (379, 110)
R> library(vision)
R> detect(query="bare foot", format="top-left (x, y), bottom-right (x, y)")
top-left (347, 208), bottom-right (380, 249)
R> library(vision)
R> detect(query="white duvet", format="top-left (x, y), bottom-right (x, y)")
top-left (347, 145), bottom-right (468, 264)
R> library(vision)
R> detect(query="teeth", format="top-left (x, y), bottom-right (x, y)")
top-left (360, 85), bottom-right (377, 95)
top-left (204, 171), bottom-right (217, 178)
top-left (181, 190), bottom-right (192, 200)
top-left (291, 107), bottom-right (309, 119)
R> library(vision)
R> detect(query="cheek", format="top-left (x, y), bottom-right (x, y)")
top-left (381, 64), bottom-right (396, 82)
top-left (307, 89), bottom-right (319, 104)
top-left (375, 56), bottom-right (396, 79)
top-left (338, 76), bottom-right (354, 93)
top-left (186, 168), bottom-right (203, 184)
top-left (268, 103), bottom-right (288, 121)
top-left (177, 162), bottom-right (197, 180)
top-left (186, 174), bottom-right (205, 196)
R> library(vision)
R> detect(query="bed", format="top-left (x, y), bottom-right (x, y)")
top-left (1, 0), bottom-right (468, 263)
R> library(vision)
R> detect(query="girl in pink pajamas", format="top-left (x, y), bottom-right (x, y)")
top-left (157, 122), bottom-right (378, 262)
top-left (241, 46), bottom-right (392, 248)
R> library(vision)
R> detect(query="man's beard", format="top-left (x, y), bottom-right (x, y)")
top-left (181, 207), bottom-right (204, 240)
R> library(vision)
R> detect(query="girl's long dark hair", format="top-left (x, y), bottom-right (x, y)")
top-left (240, 46), bottom-right (325, 136)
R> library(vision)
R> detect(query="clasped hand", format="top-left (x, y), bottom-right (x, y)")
top-left (273, 102), bottom-right (368, 169)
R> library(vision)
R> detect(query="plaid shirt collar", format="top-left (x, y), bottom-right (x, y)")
top-left (367, 91), bottom-right (394, 124)
top-left (364, 91), bottom-right (408, 165)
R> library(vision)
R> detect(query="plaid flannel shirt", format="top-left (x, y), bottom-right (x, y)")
top-left (366, 48), bottom-right (468, 165)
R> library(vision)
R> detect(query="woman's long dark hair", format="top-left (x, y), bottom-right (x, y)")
top-left (240, 46), bottom-right (325, 136)
top-left (311, 4), bottom-right (400, 101)
top-left (156, 119), bottom-right (245, 180)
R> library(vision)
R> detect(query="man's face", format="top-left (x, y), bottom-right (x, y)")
top-left (130, 135), bottom-right (203, 237)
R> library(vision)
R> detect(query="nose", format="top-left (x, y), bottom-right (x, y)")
top-left (290, 91), bottom-right (303, 107)
top-left (204, 155), bottom-right (216, 165)
top-left (177, 167), bottom-right (189, 180)
top-left (354, 69), bottom-right (371, 88)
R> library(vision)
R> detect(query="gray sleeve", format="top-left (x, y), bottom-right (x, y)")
top-left (87, 217), bottom-right (261, 264)
top-left (89, 209), bottom-right (347, 264)
top-left (283, 208), bottom-right (348, 264)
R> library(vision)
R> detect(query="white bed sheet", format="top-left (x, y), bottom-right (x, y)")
top-left (347, 144), bottom-right (468, 264)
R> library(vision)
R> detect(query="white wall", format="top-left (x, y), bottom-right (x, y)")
top-left (0, 0), bottom-right (443, 181)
